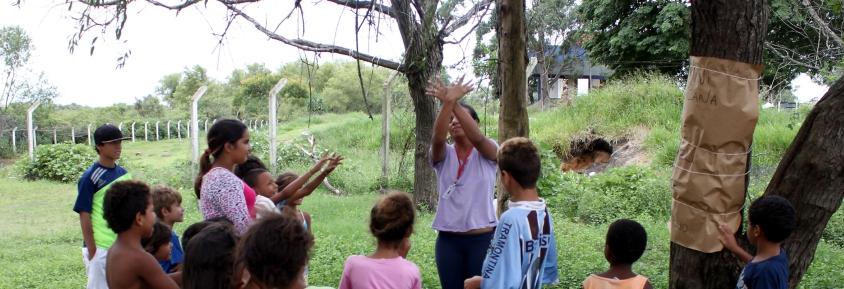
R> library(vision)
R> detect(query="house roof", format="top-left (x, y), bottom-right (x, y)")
top-left (529, 45), bottom-right (613, 80)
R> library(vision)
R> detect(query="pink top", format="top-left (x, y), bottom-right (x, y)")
top-left (199, 167), bottom-right (254, 234)
top-left (338, 255), bottom-right (422, 289)
top-left (242, 181), bottom-right (257, 219)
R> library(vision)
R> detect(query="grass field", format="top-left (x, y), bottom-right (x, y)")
top-left (1, 74), bottom-right (842, 288)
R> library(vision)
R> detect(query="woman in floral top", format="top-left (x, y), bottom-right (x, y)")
top-left (194, 119), bottom-right (255, 235)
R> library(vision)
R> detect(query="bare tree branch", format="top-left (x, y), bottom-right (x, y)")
top-left (326, 0), bottom-right (395, 18)
top-left (444, 0), bottom-right (494, 35)
top-left (226, 4), bottom-right (406, 72)
top-left (765, 42), bottom-right (821, 70)
top-left (800, 0), bottom-right (844, 48)
top-left (444, 1), bottom-right (492, 44)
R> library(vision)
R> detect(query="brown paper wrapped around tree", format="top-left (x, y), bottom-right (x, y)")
top-left (670, 56), bottom-right (763, 253)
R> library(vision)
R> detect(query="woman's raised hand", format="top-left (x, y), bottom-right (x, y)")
top-left (425, 78), bottom-right (449, 102)
top-left (446, 76), bottom-right (474, 102)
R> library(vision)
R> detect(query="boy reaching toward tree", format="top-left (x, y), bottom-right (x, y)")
top-left (719, 196), bottom-right (796, 289)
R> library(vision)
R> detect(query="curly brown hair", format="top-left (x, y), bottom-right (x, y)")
top-left (152, 185), bottom-right (182, 219)
top-left (104, 180), bottom-right (152, 234)
top-left (237, 214), bottom-right (314, 289)
top-left (370, 191), bottom-right (415, 247)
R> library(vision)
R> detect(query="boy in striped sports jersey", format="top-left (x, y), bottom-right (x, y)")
top-left (73, 124), bottom-right (132, 289)
top-left (465, 137), bottom-right (559, 289)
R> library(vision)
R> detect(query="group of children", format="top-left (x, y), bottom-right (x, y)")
top-left (76, 123), bottom-right (797, 289)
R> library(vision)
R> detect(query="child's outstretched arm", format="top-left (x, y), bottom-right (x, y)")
top-left (288, 154), bottom-right (344, 202)
top-left (271, 156), bottom-right (329, 203)
top-left (718, 223), bottom-right (753, 263)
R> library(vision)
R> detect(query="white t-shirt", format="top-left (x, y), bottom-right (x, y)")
top-left (254, 195), bottom-right (280, 219)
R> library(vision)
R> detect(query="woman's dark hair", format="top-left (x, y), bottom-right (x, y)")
top-left (194, 119), bottom-right (248, 199)
top-left (141, 222), bottom-right (172, 255)
top-left (458, 102), bottom-right (480, 123)
top-left (236, 214), bottom-right (313, 289)
top-left (605, 219), bottom-right (647, 265)
top-left (183, 223), bottom-right (238, 289)
top-left (275, 172), bottom-right (299, 192)
top-left (370, 191), bottom-right (415, 246)
top-left (234, 155), bottom-right (268, 180)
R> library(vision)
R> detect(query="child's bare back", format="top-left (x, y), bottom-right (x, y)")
top-left (107, 240), bottom-right (177, 289)
top-left (102, 180), bottom-right (179, 289)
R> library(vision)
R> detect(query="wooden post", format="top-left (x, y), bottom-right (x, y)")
top-left (11, 127), bottom-right (17, 154)
top-left (381, 71), bottom-right (399, 188)
top-left (526, 56), bottom-right (537, 104)
top-left (204, 119), bottom-right (209, 133)
top-left (118, 122), bottom-right (124, 132)
top-left (269, 79), bottom-right (287, 174)
top-left (156, 121), bottom-right (160, 141)
top-left (190, 86), bottom-right (209, 171)
top-left (87, 124), bottom-right (92, 146)
top-left (177, 120), bottom-right (182, 139)
top-left (167, 121), bottom-right (171, 139)
top-left (144, 122), bottom-right (149, 141)
top-left (53, 128), bottom-right (57, 144)
top-left (27, 102), bottom-right (41, 161)
top-left (131, 122), bottom-right (136, 142)
top-left (71, 127), bottom-right (76, 144)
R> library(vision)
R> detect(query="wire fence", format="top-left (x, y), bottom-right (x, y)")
top-left (0, 119), bottom-right (270, 158)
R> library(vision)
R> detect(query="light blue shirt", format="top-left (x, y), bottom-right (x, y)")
top-left (481, 200), bottom-right (559, 289)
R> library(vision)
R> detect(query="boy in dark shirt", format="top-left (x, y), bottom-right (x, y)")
top-left (719, 196), bottom-right (796, 289)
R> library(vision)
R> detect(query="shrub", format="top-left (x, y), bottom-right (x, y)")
top-left (16, 143), bottom-right (96, 183)
top-left (542, 165), bottom-right (671, 224)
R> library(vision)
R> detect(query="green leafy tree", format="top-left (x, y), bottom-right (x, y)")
top-left (576, 0), bottom-right (690, 77)
top-left (134, 95), bottom-right (165, 118)
top-left (0, 25), bottom-right (32, 110)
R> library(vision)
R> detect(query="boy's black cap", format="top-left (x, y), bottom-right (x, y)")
top-left (94, 124), bottom-right (131, 145)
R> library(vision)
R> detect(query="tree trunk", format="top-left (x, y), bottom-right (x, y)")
top-left (763, 77), bottom-right (844, 288)
top-left (496, 0), bottom-right (530, 214)
top-left (669, 1), bottom-right (768, 288)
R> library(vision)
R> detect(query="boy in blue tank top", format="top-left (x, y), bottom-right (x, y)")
top-left (465, 137), bottom-right (559, 289)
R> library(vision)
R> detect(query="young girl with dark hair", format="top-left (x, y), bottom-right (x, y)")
top-left (182, 223), bottom-right (238, 289)
top-left (338, 192), bottom-right (421, 289)
top-left (194, 119), bottom-right (254, 234)
top-left (235, 214), bottom-right (314, 289)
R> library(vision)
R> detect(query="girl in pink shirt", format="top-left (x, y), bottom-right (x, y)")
top-left (338, 192), bottom-right (422, 289)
